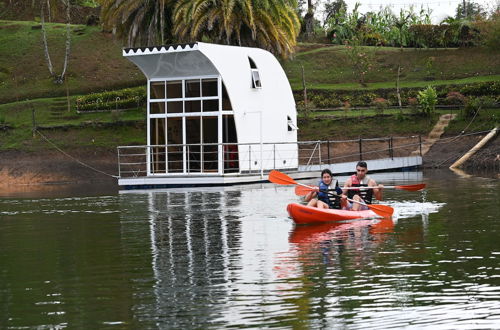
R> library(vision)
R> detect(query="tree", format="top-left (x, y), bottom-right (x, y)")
top-left (303, 0), bottom-right (315, 39)
top-left (323, 0), bottom-right (347, 25)
top-left (40, 0), bottom-right (72, 84)
top-left (455, 1), bottom-right (487, 20)
top-left (173, 0), bottom-right (300, 59)
top-left (99, 0), bottom-right (173, 47)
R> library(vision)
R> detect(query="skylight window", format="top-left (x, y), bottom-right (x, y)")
top-left (248, 57), bottom-right (262, 89)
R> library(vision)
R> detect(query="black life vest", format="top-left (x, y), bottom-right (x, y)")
top-left (318, 179), bottom-right (342, 209)
top-left (347, 175), bottom-right (373, 204)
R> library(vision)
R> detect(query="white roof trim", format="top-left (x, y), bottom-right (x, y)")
top-left (123, 43), bottom-right (199, 57)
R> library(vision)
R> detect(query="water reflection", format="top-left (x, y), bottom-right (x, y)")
top-left (1, 170), bottom-right (499, 328)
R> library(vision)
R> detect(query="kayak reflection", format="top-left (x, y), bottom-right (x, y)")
top-left (290, 218), bottom-right (395, 245)
top-left (287, 218), bottom-right (395, 268)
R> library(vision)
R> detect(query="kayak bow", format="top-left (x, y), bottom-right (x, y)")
top-left (287, 203), bottom-right (379, 225)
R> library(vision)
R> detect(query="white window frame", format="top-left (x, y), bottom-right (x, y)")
top-left (147, 75), bottom-right (234, 176)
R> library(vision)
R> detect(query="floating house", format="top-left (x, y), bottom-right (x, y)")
top-left (117, 42), bottom-right (423, 189)
top-left (118, 42), bottom-right (300, 188)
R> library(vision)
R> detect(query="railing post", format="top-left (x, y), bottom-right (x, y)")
top-left (249, 145), bottom-right (251, 173)
top-left (327, 140), bottom-right (331, 164)
top-left (318, 141), bottom-right (322, 166)
top-left (359, 138), bottom-right (363, 161)
top-left (117, 147), bottom-right (121, 178)
top-left (273, 144), bottom-right (276, 169)
top-left (419, 135), bottom-right (422, 157)
top-left (391, 137), bottom-right (394, 159)
top-left (187, 145), bottom-right (190, 173)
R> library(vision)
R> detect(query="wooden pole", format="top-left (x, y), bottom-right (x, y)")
top-left (31, 105), bottom-right (36, 138)
top-left (450, 127), bottom-right (498, 169)
top-left (301, 65), bottom-right (307, 108)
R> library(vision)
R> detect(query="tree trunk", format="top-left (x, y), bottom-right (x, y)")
top-left (304, 0), bottom-right (314, 40)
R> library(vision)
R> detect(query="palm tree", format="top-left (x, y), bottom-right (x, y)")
top-left (172, 0), bottom-right (300, 58)
top-left (99, 0), bottom-right (173, 47)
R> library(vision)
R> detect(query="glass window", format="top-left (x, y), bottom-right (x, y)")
top-left (166, 80), bottom-right (182, 99)
top-left (185, 100), bottom-right (201, 113)
top-left (150, 81), bottom-right (165, 99)
top-left (166, 101), bottom-right (183, 113)
top-left (150, 102), bottom-right (165, 114)
top-left (202, 78), bottom-right (218, 97)
top-left (251, 69), bottom-right (262, 88)
top-left (203, 99), bottom-right (218, 112)
top-left (185, 79), bottom-right (201, 98)
top-left (222, 83), bottom-right (232, 110)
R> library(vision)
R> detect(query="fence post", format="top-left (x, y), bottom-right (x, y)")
top-left (359, 138), bottom-right (363, 160)
top-left (419, 135), bottom-right (422, 157)
top-left (31, 106), bottom-right (36, 138)
top-left (249, 145), bottom-right (251, 173)
top-left (390, 137), bottom-right (394, 159)
top-left (273, 144), bottom-right (276, 169)
top-left (327, 141), bottom-right (331, 164)
top-left (117, 147), bottom-right (121, 178)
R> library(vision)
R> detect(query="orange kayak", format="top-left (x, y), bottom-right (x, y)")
top-left (287, 203), bottom-right (378, 225)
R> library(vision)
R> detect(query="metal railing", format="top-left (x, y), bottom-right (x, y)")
top-left (117, 136), bottom-right (422, 178)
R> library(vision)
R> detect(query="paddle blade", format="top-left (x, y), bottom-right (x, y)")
top-left (295, 185), bottom-right (317, 196)
top-left (395, 183), bottom-right (426, 191)
top-left (268, 170), bottom-right (297, 186)
top-left (368, 204), bottom-right (394, 217)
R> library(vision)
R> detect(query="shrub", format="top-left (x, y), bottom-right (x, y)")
top-left (444, 91), bottom-right (467, 105)
top-left (76, 86), bottom-right (146, 112)
top-left (475, 12), bottom-right (500, 50)
top-left (372, 97), bottom-right (389, 115)
top-left (462, 96), bottom-right (494, 118)
top-left (417, 86), bottom-right (437, 116)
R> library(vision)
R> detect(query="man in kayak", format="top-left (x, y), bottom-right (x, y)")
top-left (343, 161), bottom-right (384, 211)
top-left (304, 169), bottom-right (348, 209)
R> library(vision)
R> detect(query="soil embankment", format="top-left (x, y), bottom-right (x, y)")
top-left (423, 133), bottom-right (499, 170)
top-left (0, 148), bottom-right (118, 187)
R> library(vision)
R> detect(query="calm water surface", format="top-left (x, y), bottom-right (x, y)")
top-left (1, 169), bottom-right (499, 329)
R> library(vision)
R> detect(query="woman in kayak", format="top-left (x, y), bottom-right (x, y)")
top-left (304, 169), bottom-right (348, 209)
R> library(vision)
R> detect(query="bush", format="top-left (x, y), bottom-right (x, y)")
top-left (76, 87), bottom-right (146, 112)
top-left (475, 12), bottom-right (500, 50)
top-left (462, 96), bottom-right (495, 118)
top-left (372, 97), bottom-right (389, 115)
top-left (417, 86), bottom-right (437, 116)
top-left (444, 91), bottom-right (467, 105)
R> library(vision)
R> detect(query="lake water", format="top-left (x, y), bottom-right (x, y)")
top-left (1, 169), bottom-right (499, 329)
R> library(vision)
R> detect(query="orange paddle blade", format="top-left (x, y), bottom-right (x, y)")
top-left (367, 204), bottom-right (394, 217)
top-left (295, 185), bottom-right (317, 196)
top-left (268, 170), bottom-right (298, 185)
top-left (395, 183), bottom-right (426, 191)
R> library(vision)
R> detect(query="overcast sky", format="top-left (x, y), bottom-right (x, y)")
top-left (318, 0), bottom-right (498, 23)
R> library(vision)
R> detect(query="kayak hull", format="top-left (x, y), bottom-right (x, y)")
top-left (287, 203), bottom-right (378, 225)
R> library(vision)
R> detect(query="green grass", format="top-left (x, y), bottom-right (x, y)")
top-left (0, 96), bottom-right (146, 150)
top-left (444, 108), bottom-right (500, 135)
top-left (303, 75), bottom-right (500, 91)
top-left (283, 45), bottom-right (500, 90)
top-left (0, 20), bottom-right (143, 103)
top-left (1, 19), bottom-right (499, 151)
top-left (298, 113), bottom-right (438, 140)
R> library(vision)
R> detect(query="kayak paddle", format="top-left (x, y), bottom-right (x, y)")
top-left (268, 170), bottom-right (394, 217)
top-left (295, 183), bottom-right (426, 196)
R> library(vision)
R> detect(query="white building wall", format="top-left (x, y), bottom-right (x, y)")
top-left (198, 43), bottom-right (298, 171)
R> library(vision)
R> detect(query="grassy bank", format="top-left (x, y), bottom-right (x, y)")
top-left (0, 20), bottom-right (142, 103)
top-left (284, 45), bottom-right (500, 90)
top-left (0, 19), bottom-right (499, 152)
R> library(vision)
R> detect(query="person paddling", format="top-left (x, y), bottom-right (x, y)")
top-left (304, 169), bottom-right (348, 209)
top-left (343, 161), bottom-right (384, 211)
